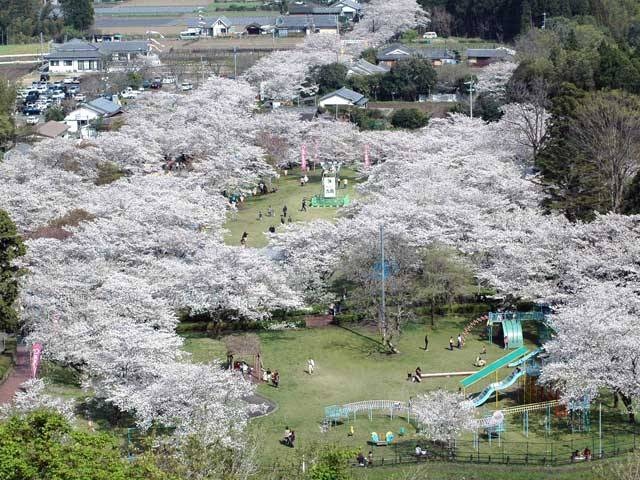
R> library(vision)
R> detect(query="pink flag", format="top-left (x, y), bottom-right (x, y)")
top-left (31, 343), bottom-right (43, 378)
top-left (301, 144), bottom-right (308, 171)
top-left (364, 144), bottom-right (371, 168)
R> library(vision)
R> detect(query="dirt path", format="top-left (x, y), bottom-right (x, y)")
top-left (0, 346), bottom-right (29, 404)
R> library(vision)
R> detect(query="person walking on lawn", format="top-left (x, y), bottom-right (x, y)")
top-left (449, 336), bottom-right (454, 351)
top-left (424, 333), bottom-right (429, 351)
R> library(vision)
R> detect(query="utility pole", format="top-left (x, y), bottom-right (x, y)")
top-left (542, 12), bottom-right (547, 30)
top-left (465, 80), bottom-right (476, 119)
top-left (233, 46), bottom-right (237, 79)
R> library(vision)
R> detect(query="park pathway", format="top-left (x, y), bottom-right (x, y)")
top-left (0, 345), bottom-right (29, 404)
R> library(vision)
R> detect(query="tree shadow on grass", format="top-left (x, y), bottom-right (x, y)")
top-left (334, 324), bottom-right (387, 356)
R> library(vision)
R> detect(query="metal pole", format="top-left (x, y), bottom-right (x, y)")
top-left (233, 46), bottom-right (237, 79)
top-left (380, 224), bottom-right (386, 343)
top-left (599, 402), bottom-right (602, 458)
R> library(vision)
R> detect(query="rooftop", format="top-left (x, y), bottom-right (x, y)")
top-left (35, 121), bottom-right (69, 139)
top-left (320, 86), bottom-right (367, 105)
top-left (348, 58), bottom-right (389, 75)
top-left (86, 98), bottom-right (122, 116)
top-left (467, 48), bottom-right (511, 58)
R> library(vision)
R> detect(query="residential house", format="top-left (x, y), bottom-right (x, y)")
top-left (330, 0), bottom-right (362, 19)
top-left (48, 39), bottom-right (102, 73)
top-left (318, 87), bottom-right (368, 108)
top-left (275, 15), bottom-right (339, 36)
top-left (188, 14), bottom-right (339, 37)
top-left (416, 48), bottom-right (457, 66)
top-left (35, 121), bottom-right (69, 139)
top-left (48, 39), bottom-right (151, 73)
top-left (376, 44), bottom-right (456, 67)
top-left (347, 58), bottom-right (389, 76)
top-left (466, 48), bottom-right (514, 67)
top-left (64, 98), bottom-right (122, 137)
top-left (288, 2), bottom-right (342, 16)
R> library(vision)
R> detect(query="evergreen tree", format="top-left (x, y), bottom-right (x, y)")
top-left (0, 210), bottom-right (25, 332)
top-left (60, 0), bottom-right (94, 31)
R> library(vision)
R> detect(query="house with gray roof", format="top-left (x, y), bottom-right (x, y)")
top-left (288, 2), bottom-right (342, 15)
top-left (276, 14), bottom-right (339, 36)
top-left (64, 98), bottom-right (122, 137)
top-left (331, 0), bottom-right (362, 19)
top-left (48, 39), bottom-right (150, 73)
top-left (318, 87), bottom-right (368, 108)
top-left (377, 44), bottom-right (456, 67)
top-left (467, 48), bottom-right (514, 67)
top-left (187, 14), bottom-right (338, 37)
top-left (347, 58), bottom-right (389, 76)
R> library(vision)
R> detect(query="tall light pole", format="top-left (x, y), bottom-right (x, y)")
top-left (465, 80), bottom-right (477, 119)
top-left (379, 224), bottom-right (386, 346)
top-left (233, 45), bottom-right (237, 79)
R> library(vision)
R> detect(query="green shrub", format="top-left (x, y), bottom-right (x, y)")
top-left (390, 108), bottom-right (430, 129)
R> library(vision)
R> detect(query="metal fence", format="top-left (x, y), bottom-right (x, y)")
top-left (362, 432), bottom-right (640, 468)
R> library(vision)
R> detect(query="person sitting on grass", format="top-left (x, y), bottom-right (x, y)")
top-left (474, 356), bottom-right (487, 367)
top-left (413, 367), bottom-right (422, 382)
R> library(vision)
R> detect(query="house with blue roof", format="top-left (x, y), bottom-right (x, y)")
top-left (64, 98), bottom-right (123, 137)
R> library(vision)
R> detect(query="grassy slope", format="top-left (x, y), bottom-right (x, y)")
top-left (223, 166), bottom-right (361, 247)
top-left (0, 44), bottom-right (45, 55)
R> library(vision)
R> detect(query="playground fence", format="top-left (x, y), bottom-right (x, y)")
top-left (358, 430), bottom-right (640, 468)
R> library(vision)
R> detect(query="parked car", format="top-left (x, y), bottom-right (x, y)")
top-left (22, 107), bottom-right (41, 116)
top-left (74, 93), bottom-right (86, 102)
top-left (120, 89), bottom-right (138, 99)
top-left (67, 85), bottom-right (80, 94)
top-left (180, 82), bottom-right (193, 91)
top-left (63, 76), bottom-right (78, 84)
top-left (25, 115), bottom-right (40, 125)
top-left (150, 81), bottom-right (162, 90)
top-left (51, 91), bottom-right (65, 100)
top-left (40, 73), bottom-right (50, 82)
top-left (142, 79), bottom-right (152, 89)
top-left (423, 31), bottom-right (438, 39)
top-left (162, 76), bottom-right (176, 85)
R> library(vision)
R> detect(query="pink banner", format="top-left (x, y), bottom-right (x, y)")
top-left (364, 144), bottom-right (371, 168)
top-left (301, 144), bottom-right (308, 171)
top-left (31, 343), bottom-right (43, 378)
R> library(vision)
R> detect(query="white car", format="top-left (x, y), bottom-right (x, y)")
top-left (25, 115), bottom-right (40, 125)
top-left (120, 89), bottom-right (138, 99)
top-left (180, 82), bottom-right (193, 91)
top-left (51, 91), bottom-right (66, 100)
top-left (423, 31), bottom-right (438, 39)
top-left (162, 76), bottom-right (176, 85)
top-left (74, 93), bottom-right (86, 102)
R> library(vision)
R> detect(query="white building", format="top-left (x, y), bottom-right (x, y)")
top-left (48, 39), bottom-right (151, 73)
top-left (318, 87), bottom-right (368, 108)
top-left (64, 98), bottom-right (122, 137)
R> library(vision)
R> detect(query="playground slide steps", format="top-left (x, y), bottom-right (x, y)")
top-left (471, 367), bottom-right (527, 407)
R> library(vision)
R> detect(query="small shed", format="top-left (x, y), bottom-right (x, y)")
top-left (225, 334), bottom-right (262, 381)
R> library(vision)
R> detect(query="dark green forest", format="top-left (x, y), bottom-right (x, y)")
top-left (0, 0), bottom-right (93, 44)
top-left (421, 0), bottom-right (639, 41)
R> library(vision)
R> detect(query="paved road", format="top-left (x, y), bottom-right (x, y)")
top-left (0, 346), bottom-right (29, 404)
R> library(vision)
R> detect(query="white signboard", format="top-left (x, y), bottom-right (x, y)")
top-left (323, 177), bottom-right (337, 198)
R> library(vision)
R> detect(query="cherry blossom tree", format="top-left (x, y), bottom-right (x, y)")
top-left (0, 379), bottom-right (75, 423)
top-left (412, 390), bottom-right (477, 445)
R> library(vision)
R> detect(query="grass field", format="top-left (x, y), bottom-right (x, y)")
top-left (223, 166), bottom-right (362, 247)
top-left (184, 318), bottom-right (637, 475)
top-left (0, 44), bottom-right (46, 56)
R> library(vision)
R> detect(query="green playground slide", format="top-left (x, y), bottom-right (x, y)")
top-left (460, 346), bottom-right (529, 389)
top-left (502, 319), bottom-right (524, 349)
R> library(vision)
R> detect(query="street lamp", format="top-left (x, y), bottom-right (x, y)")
top-left (464, 80), bottom-right (477, 119)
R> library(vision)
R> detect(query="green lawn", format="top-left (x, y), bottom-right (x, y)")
top-left (0, 43), bottom-right (46, 55)
top-left (184, 318), bottom-right (637, 475)
top-left (205, 2), bottom-right (265, 12)
top-left (223, 166), bottom-right (362, 247)
top-left (0, 355), bottom-right (12, 380)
